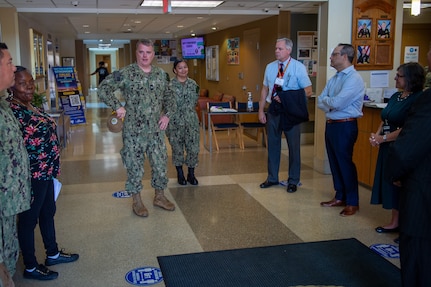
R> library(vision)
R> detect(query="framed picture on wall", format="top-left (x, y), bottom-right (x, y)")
top-left (377, 19), bottom-right (391, 39)
top-left (62, 57), bottom-right (75, 67)
top-left (298, 48), bottom-right (311, 60)
top-left (357, 45), bottom-right (371, 64)
top-left (357, 19), bottom-right (371, 39)
top-left (352, 0), bottom-right (395, 71)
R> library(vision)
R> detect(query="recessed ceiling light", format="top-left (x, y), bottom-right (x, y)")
top-left (83, 24), bottom-right (90, 28)
top-left (177, 25), bottom-right (184, 28)
top-left (211, 27), bottom-right (217, 30)
top-left (141, 1), bottom-right (223, 8)
top-left (84, 31), bottom-right (90, 34)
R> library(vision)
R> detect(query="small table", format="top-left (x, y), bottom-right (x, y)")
top-left (202, 108), bottom-right (259, 153)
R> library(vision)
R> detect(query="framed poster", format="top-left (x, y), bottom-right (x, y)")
top-left (298, 48), bottom-right (311, 60)
top-left (62, 57), bottom-right (75, 67)
top-left (377, 20), bottom-right (391, 39)
top-left (357, 45), bottom-right (371, 64)
top-left (357, 19), bottom-right (371, 39)
top-left (227, 37), bottom-right (239, 65)
top-left (298, 35), bottom-right (313, 47)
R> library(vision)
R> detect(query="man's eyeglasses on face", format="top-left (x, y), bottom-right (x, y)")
top-left (331, 52), bottom-right (341, 57)
top-left (395, 74), bottom-right (405, 78)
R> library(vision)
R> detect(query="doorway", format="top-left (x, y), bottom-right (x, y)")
top-left (90, 54), bottom-right (111, 88)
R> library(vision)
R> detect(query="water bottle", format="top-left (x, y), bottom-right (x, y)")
top-left (247, 92), bottom-right (253, 112)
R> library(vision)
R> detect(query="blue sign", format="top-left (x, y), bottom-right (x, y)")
top-left (59, 90), bottom-right (86, 125)
top-left (112, 190), bottom-right (131, 198)
top-left (125, 267), bottom-right (163, 286)
top-left (370, 244), bottom-right (399, 258)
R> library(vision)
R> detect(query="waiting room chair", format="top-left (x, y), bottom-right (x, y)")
top-left (236, 102), bottom-right (267, 148)
top-left (207, 102), bottom-right (243, 151)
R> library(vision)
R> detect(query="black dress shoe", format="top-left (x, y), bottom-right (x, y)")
top-left (23, 264), bottom-right (58, 281)
top-left (260, 181), bottom-right (279, 188)
top-left (286, 184), bottom-right (297, 193)
top-left (375, 226), bottom-right (399, 233)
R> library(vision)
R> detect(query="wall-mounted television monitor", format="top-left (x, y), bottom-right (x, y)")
top-left (181, 37), bottom-right (205, 59)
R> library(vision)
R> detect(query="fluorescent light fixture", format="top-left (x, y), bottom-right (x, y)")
top-left (98, 44), bottom-right (112, 49)
top-left (141, 1), bottom-right (223, 8)
top-left (403, 3), bottom-right (431, 8)
top-left (411, 0), bottom-right (421, 16)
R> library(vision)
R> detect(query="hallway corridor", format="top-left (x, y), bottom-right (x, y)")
top-left (13, 91), bottom-right (400, 286)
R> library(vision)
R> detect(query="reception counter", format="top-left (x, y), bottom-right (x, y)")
top-left (352, 104), bottom-right (385, 187)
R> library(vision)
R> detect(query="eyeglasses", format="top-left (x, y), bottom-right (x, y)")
top-left (395, 74), bottom-right (405, 78)
top-left (331, 52), bottom-right (341, 57)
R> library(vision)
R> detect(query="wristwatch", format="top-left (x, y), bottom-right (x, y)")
top-left (383, 134), bottom-right (387, 142)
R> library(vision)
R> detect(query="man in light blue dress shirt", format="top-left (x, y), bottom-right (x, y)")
top-left (258, 38), bottom-right (312, 193)
top-left (317, 43), bottom-right (364, 216)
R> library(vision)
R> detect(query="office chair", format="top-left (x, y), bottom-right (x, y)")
top-left (207, 102), bottom-right (242, 151)
top-left (236, 102), bottom-right (267, 148)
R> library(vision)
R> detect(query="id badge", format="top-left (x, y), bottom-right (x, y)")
top-left (275, 78), bottom-right (284, 86)
top-left (266, 94), bottom-right (272, 103)
top-left (382, 119), bottom-right (390, 134)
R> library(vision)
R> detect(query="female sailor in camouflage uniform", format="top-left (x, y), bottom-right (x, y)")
top-left (167, 59), bottom-right (200, 185)
top-left (98, 39), bottom-right (176, 217)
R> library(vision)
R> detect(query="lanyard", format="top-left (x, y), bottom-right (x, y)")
top-left (278, 57), bottom-right (291, 78)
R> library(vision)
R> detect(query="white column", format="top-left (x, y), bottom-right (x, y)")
top-left (313, 0), bottom-right (354, 174)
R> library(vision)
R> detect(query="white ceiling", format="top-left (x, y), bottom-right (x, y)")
top-left (0, 0), bottom-right (430, 48)
top-left (0, 0), bottom-right (323, 47)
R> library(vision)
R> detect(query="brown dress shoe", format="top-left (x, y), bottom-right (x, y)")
top-left (320, 198), bottom-right (346, 207)
top-left (340, 205), bottom-right (359, 216)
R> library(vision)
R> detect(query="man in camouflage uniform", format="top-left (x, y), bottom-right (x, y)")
top-left (98, 39), bottom-right (176, 217)
top-left (0, 42), bottom-right (31, 287)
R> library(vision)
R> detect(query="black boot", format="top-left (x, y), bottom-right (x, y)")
top-left (187, 167), bottom-right (198, 185)
top-left (176, 166), bottom-right (187, 185)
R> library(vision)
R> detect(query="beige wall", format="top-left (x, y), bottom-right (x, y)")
top-left (196, 16), bottom-right (279, 102)
top-left (402, 24), bottom-right (431, 67)
top-left (0, 8), bottom-right (21, 65)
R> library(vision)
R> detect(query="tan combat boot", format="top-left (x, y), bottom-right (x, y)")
top-left (132, 192), bottom-right (149, 217)
top-left (153, 189), bottom-right (175, 211)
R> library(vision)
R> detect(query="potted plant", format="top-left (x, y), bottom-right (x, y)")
top-left (32, 87), bottom-right (47, 109)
